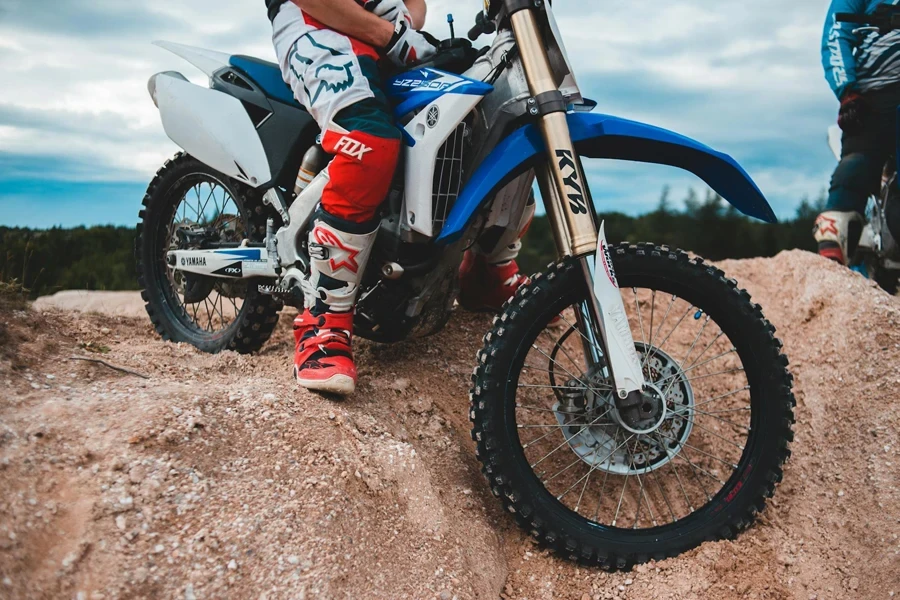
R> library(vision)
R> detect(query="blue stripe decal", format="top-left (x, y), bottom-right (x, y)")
top-left (435, 112), bottom-right (775, 245)
top-left (215, 249), bottom-right (263, 260)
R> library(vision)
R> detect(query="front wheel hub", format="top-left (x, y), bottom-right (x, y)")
top-left (615, 383), bottom-right (667, 435)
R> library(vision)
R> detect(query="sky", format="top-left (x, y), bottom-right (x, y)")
top-left (0, 0), bottom-right (839, 228)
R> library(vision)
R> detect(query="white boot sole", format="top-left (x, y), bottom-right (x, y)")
top-left (296, 373), bottom-right (356, 396)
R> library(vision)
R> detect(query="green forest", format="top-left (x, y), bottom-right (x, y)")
top-left (1, 188), bottom-right (823, 299)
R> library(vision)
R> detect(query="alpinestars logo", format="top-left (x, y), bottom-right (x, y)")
top-left (334, 136), bottom-right (373, 161)
top-left (289, 34), bottom-right (356, 107)
top-left (313, 226), bottom-right (361, 274)
top-left (827, 15), bottom-right (848, 88)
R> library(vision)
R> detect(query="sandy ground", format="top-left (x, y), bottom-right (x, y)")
top-left (1, 249), bottom-right (899, 600)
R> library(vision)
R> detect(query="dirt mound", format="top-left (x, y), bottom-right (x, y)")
top-left (1, 250), bottom-right (898, 600)
top-left (33, 291), bottom-right (146, 319)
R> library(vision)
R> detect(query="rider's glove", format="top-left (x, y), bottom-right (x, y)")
top-left (384, 16), bottom-right (438, 67)
top-left (362, 0), bottom-right (410, 23)
top-left (838, 92), bottom-right (867, 133)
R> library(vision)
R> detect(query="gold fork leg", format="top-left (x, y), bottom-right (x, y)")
top-left (511, 8), bottom-right (597, 258)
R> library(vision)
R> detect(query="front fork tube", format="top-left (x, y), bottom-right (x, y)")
top-left (515, 7), bottom-right (644, 402)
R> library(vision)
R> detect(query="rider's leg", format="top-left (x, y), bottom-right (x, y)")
top-left (460, 194), bottom-right (536, 312)
top-left (273, 8), bottom-right (400, 393)
top-left (294, 97), bottom-right (401, 394)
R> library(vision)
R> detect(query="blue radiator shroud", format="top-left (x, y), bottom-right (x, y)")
top-left (437, 112), bottom-right (776, 244)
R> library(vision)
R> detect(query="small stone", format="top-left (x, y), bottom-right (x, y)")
top-left (184, 583), bottom-right (197, 600)
top-left (115, 516), bottom-right (127, 531)
top-left (2, 577), bottom-right (11, 586)
top-left (46, 374), bottom-right (55, 380)
top-left (391, 378), bottom-right (410, 393)
top-left (837, 490), bottom-right (845, 497)
top-left (100, 327), bottom-right (111, 335)
top-left (624, 578), bottom-right (633, 585)
top-left (287, 556), bottom-right (300, 565)
top-left (152, 544), bottom-right (165, 554)
top-left (129, 465), bottom-right (147, 484)
top-left (581, 594), bottom-right (591, 600)
top-left (439, 592), bottom-right (451, 600)
top-left (76, 592), bottom-right (87, 600)
top-left (849, 577), bottom-right (859, 591)
top-left (227, 559), bottom-right (237, 570)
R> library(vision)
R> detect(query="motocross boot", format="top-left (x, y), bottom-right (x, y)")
top-left (459, 201), bottom-right (535, 312)
top-left (458, 252), bottom-right (529, 312)
top-left (293, 209), bottom-right (377, 395)
top-left (813, 210), bottom-right (864, 265)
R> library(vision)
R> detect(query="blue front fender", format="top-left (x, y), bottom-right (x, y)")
top-left (436, 112), bottom-right (776, 244)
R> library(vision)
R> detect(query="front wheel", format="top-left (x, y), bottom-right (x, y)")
top-left (470, 244), bottom-right (795, 568)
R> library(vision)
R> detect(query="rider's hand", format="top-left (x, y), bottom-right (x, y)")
top-left (384, 16), bottom-right (437, 67)
top-left (362, 0), bottom-right (410, 24)
top-left (838, 92), bottom-right (867, 133)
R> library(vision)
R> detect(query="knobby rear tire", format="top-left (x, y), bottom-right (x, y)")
top-left (135, 153), bottom-right (281, 354)
top-left (470, 244), bottom-right (795, 568)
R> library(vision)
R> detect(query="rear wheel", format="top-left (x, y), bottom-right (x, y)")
top-left (136, 153), bottom-right (281, 354)
top-left (470, 245), bottom-right (795, 567)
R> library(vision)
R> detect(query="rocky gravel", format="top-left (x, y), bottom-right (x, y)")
top-left (2, 249), bottom-right (899, 599)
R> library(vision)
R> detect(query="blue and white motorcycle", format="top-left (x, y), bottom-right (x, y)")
top-left (138, 1), bottom-right (794, 567)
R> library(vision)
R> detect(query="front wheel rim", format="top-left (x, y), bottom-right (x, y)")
top-left (513, 285), bottom-right (753, 531)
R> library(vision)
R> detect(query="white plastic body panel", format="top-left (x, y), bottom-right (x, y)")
top-left (155, 73), bottom-right (272, 187)
top-left (828, 125), bottom-right (842, 161)
top-left (154, 41), bottom-right (232, 77)
top-left (400, 91), bottom-right (485, 238)
top-left (593, 222), bottom-right (644, 396)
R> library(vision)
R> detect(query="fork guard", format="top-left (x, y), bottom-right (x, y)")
top-left (437, 112), bottom-right (777, 244)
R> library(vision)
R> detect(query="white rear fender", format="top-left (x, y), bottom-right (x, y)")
top-left (153, 41), bottom-right (232, 77)
top-left (153, 73), bottom-right (272, 187)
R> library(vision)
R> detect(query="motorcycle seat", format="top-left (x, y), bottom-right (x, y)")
top-left (229, 55), bottom-right (300, 107)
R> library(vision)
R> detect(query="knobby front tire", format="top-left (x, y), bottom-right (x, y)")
top-left (470, 244), bottom-right (795, 568)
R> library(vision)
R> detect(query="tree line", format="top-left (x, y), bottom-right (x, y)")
top-left (1, 188), bottom-right (824, 299)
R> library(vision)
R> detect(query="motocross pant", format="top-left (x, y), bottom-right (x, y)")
top-left (273, 2), bottom-right (401, 312)
top-left (827, 82), bottom-right (900, 214)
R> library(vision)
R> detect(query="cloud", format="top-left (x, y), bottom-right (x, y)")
top-left (0, 0), bottom-right (842, 226)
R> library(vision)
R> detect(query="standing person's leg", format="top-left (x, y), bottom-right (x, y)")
top-left (816, 83), bottom-right (900, 264)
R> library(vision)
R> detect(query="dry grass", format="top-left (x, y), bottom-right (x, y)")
top-left (0, 278), bottom-right (29, 312)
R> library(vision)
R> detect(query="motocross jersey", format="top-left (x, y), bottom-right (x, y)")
top-left (823, 0), bottom-right (900, 99)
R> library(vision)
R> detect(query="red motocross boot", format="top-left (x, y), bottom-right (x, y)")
top-left (458, 251), bottom-right (529, 312)
top-left (293, 309), bottom-right (357, 395)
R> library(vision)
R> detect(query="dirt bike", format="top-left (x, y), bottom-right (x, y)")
top-left (138, 1), bottom-right (794, 568)
top-left (825, 12), bottom-right (900, 294)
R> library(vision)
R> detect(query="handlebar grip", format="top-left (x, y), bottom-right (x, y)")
top-left (835, 12), bottom-right (874, 24)
top-left (467, 23), bottom-right (482, 41)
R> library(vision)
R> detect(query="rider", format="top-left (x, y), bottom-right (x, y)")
top-left (268, 0), bottom-right (533, 395)
top-left (817, 0), bottom-right (900, 264)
